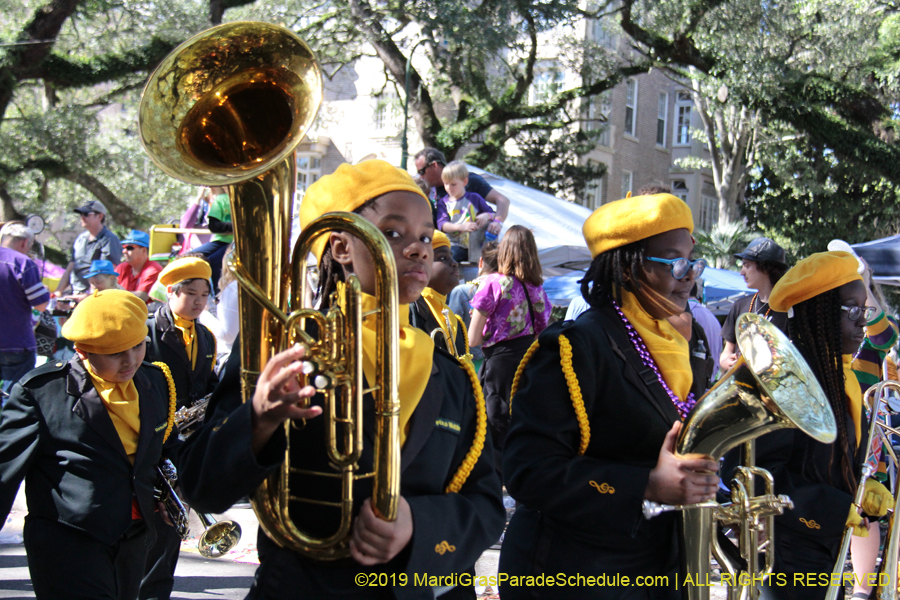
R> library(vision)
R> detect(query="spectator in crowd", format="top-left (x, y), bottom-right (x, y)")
top-left (202, 244), bottom-right (239, 370)
top-left (448, 240), bottom-right (499, 364)
top-left (56, 200), bottom-right (122, 296)
top-left (469, 225), bottom-right (551, 464)
top-left (0, 290), bottom-right (179, 600)
top-left (414, 147), bottom-right (510, 225)
top-left (193, 186), bottom-right (232, 290)
top-left (689, 279), bottom-right (722, 381)
top-left (719, 237), bottom-right (789, 374)
top-left (142, 257), bottom-right (219, 600)
top-left (179, 187), bottom-right (212, 253)
top-left (0, 223), bottom-right (50, 394)
top-left (86, 260), bottom-right (122, 293)
top-left (116, 230), bottom-right (163, 303)
top-left (436, 160), bottom-right (498, 263)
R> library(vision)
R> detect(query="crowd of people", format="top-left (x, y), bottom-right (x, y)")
top-left (0, 151), bottom-right (897, 600)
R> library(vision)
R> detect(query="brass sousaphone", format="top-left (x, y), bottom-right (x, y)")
top-left (139, 22), bottom-right (400, 560)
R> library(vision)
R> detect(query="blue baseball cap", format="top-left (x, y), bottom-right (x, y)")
top-left (86, 259), bottom-right (118, 278)
top-left (122, 230), bottom-right (150, 248)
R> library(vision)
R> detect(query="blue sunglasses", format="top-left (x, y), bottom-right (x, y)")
top-left (645, 257), bottom-right (707, 280)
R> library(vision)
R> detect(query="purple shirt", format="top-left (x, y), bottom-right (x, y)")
top-left (0, 247), bottom-right (50, 351)
top-left (471, 273), bottom-right (551, 347)
top-left (435, 192), bottom-right (494, 245)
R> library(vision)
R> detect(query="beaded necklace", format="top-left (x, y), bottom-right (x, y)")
top-left (749, 292), bottom-right (772, 318)
top-left (611, 298), bottom-right (697, 418)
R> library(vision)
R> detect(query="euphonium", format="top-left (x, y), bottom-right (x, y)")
top-left (644, 313), bottom-right (837, 600)
top-left (140, 23), bottom-right (400, 560)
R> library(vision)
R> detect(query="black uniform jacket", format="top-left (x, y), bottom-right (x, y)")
top-left (0, 357), bottom-right (177, 546)
top-left (411, 298), bottom-right (467, 357)
top-left (177, 341), bottom-right (505, 599)
top-left (500, 304), bottom-right (683, 597)
top-left (147, 304), bottom-right (218, 409)
top-left (754, 409), bottom-right (867, 541)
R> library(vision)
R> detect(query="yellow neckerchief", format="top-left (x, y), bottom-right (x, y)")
top-left (83, 358), bottom-right (141, 464)
top-left (620, 289), bottom-right (693, 403)
top-left (359, 292), bottom-right (434, 446)
top-left (843, 354), bottom-right (863, 448)
top-left (172, 314), bottom-right (198, 369)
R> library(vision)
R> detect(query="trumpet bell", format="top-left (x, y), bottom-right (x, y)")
top-left (139, 21), bottom-right (322, 185)
top-left (198, 519), bottom-right (243, 558)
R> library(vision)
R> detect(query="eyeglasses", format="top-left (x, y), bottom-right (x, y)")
top-left (645, 257), bottom-right (707, 280)
top-left (123, 245), bottom-right (137, 251)
top-left (841, 305), bottom-right (877, 322)
top-left (417, 161), bottom-right (436, 176)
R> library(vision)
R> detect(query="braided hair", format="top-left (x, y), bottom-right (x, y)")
top-left (580, 239), bottom-right (647, 308)
top-left (314, 196), bottom-right (384, 309)
top-left (788, 288), bottom-right (857, 490)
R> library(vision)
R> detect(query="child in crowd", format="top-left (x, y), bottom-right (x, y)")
top-left (0, 289), bottom-right (179, 600)
top-left (86, 259), bottom-right (122, 293)
top-left (177, 159), bottom-right (505, 599)
top-left (436, 161), bottom-right (497, 263)
top-left (141, 257), bottom-right (219, 600)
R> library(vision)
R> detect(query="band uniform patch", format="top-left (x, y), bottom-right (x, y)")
top-left (435, 418), bottom-right (461, 434)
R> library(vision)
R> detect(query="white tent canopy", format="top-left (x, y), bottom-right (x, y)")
top-left (468, 166), bottom-right (593, 277)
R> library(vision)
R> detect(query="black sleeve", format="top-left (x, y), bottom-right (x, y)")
top-left (0, 383), bottom-right (43, 526)
top-left (176, 349), bottom-right (285, 514)
top-left (721, 302), bottom-right (741, 344)
top-left (207, 216), bottom-right (233, 234)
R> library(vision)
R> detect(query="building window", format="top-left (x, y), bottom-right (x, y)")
top-left (591, 18), bottom-right (616, 50)
top-left (296, 154), bottom-right (322, 204)
top-left (622, 171), bottom-right (633, 196)
top-left (700, 194), bottom-right (719, 230)
top-left (585, 161), bottom-right (605, 209)
top-left (657, 92), bottom-right (668, 146)
top-left (672, 180), bottom-right (689, 202)
top-left (624, 79), bottom-right (637, 137)
top-left (373, 89), bottom-right (401, 132)
top-left (674, 91), bottom-right (692, 145)
top-left (532, 67), bottom-right (566, 105)
top-left (586, 91), bottom-right (613, 147)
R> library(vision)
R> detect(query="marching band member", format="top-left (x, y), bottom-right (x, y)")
top-left (757, 251), bottom-right (894, 599)
top-left (499, 193), bottom-right (719, 599)
top-left (141, 257), bottom-right (219, 600)
top-left (411, 230), bottom-right (470, 362)
top-left (0, 290), bottom-right (178, 600)
top-left (177, 160), bottom-right (505, 599)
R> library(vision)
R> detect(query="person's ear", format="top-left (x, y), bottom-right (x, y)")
top-left (329, 231), bottom-right (354, 268)
top-left (74, 347), bottom-right (88, 361)
top-left (166, 284), bottom-right (176, 297)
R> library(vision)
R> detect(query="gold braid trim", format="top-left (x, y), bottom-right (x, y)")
top-left (152, 362), bottom-right (178, 443)
top-left (456, 315), bottom-right (470, 356)
top-left (445, 359), bottom-right (487, 494)
top-left (559, 336), bottom-right (590, 455)
top-left (509, 340), bottom-right (541, 414)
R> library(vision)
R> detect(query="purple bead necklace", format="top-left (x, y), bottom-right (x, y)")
top-left (611, 298), bottom-right (697, 418)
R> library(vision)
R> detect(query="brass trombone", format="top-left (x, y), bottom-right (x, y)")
top-left (826, 375), bottom-right (900, 600)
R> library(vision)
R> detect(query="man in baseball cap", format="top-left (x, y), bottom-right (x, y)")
top-left (55, 199), bottom-right (122, 297)
top-left (115, 230), bottom-right (162, 302)
top-left (733, 236), bottom-right (787, 264)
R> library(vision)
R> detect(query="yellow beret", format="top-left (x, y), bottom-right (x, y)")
top-left (432, 230), bottom-right (451, 250)
top-left (582, 194), bottom-right (694, 258)
top-left (62, 289), bottom-right (149, 354)
top-left (158, 257), bottom-right (212, 287)
top-left (299, 160), bottom-right (429, 261)
top-left (769, 251), bottom-right (862, 312)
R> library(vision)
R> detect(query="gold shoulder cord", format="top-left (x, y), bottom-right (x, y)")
top-left (153, 362), bottom-right (178, 443)
top-left (558, 335), bottom-right (591, 455)
top-left (509, 339), bottom-right (541, 414)
top-left (445, 358), bottom-right (487, 493)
